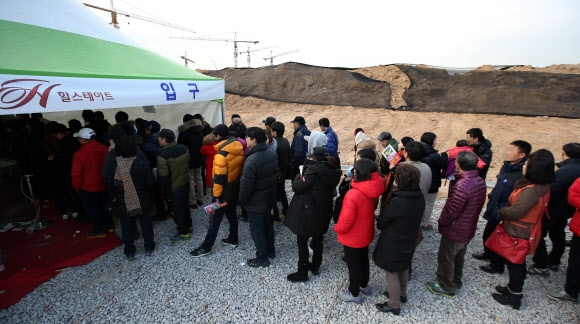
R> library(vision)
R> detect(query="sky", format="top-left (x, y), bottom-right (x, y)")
top-left (86, 0), bottom-right (580, 71)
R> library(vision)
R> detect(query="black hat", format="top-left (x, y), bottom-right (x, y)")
top-left (262, 116), bottom-right (276, 126)
top-left (291, 116), bottom-right (306, 125)
top-left (158, 128), bottom-right (176, 140)
top-left (311, 147), bottom-right (329, 161)
top-left (212, 124), bottom-right (230, 138)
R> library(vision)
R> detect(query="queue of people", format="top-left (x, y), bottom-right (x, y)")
top-left (1, 111), bottom-right (578, 316)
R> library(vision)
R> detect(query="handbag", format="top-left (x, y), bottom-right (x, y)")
top-left (485, 224), bottom-right (532, 264)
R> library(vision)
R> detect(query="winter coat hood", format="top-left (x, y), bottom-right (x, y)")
top-left (306, 131), bottom-right (328, 157)
top-left (355, 131), bottom-right (371, 146)
top-left (304, 161), bottom-right (343, 186)
top-left (351, 172), bottom-right (384, 199)
top-left (178, 118), bottom-right (202, 133)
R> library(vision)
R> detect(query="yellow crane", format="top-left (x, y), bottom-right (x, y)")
top-left (264, 50), bottom-right (299, 66)
top-left (170, 33), bottom-right (259, 68)
top-left (83, 2), bottom-right (196, 34)
top-left (240, 46), bottom-right (278, 68)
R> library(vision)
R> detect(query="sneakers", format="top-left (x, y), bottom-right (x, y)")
top-left (190, 247), bottom-right (212, 258)
top-left (62, 213), bottom-right (69, 220)
top-left (104, 226), bottom-right (114, 233)
top-left (170, 233), bottom-right (191, 242)
top-left (360, 286), bottom-right (372, 296)
top-left (547, 291), bottom-right (579, 304)
top-left (279, 213), bottom-right (286, 220)
top-left (273, 220), bottom-right (282, 226)
top-left (547, 264), bottom-right (559, 272)
top-left (87, 231), bottom-right (107, 239)
top-left (247, 258), bottom-right (270, 268)
top-left (221, 238), bottom-right (238, 247)
top-left (189, 226), bottom-right (193, 233)
top-left (238, 215), bottom-right (248, 222)
top-left (71, 212), bottom-right (79, 219)
top-left (337, 290), bottom-right (363, 304)
top-left (125, 254), bottom-right (136, 261)
top-left (427, 281), bottom-right (456, 299)
top-left (528, 266), bottom-right (549, 276)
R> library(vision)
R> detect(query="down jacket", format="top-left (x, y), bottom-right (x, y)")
top-left (420, 143), bottom-right (447, 193)
top-left (71, 140), bottom-right (108, 192)
top-left (285, 161), bottom-right (342, 237)
top-left (238, 142), bottom-right (278, 214)
top-left (156, 141), bottom-right (190, 193)
top-left (177, 119), bottom-right (204, 169)
top-left (212, 136), bottom-right (244, 201)
top-left (438, 169), bottom-right (487, 243)
top-left (548, 158), bottom-right (580, 220)
top-left (373, 190), bottom-right (425, 272)
top-left (334, 172), bottom-right (384, 248)
top-left (567, 177), bottom-right (580, 236)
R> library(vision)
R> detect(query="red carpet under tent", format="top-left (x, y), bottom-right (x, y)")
top-left (0, 205), bottom-right (121, 310)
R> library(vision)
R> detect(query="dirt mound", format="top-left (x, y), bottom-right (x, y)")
top-left (203, 62), bottom-right (580, 118)
top-left (203, 62), bottom-right (393, 108)
top-left (350, 65), bottom-right (411, 108)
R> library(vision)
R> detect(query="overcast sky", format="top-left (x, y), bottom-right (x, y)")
top-left (87, 0), bottom-right (580, 70)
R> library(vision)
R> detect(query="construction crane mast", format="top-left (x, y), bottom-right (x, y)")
top-left (240, 46), bottom-right (277, 67)
top-left (83, 2), bottom-right (196, 34)
top-left (180, 51), bottom-right (195, 67)
top-left (170, 33), bottom-right (258, 68)
top-left (264, 50), bottom-right (299, 66)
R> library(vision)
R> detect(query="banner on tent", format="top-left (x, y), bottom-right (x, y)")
top-left (0, 75), bottom-right (224, 115)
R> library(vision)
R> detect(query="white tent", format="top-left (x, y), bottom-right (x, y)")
top-left (0, 0), bottom-right (225, 128)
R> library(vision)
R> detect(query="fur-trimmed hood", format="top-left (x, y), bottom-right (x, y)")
top-left (178, 118), bottom-right (203, 133)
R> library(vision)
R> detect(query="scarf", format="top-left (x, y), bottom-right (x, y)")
top-left (114, 156), bottom-right (142, 217)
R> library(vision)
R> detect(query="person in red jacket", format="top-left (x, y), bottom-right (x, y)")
top-left (200, 133), bottom-right (217, 191)
top-left (334, 159), bottom-right (384, 304)
top-left (71, 128), bottom-right (111, 238)
top-left (547, 176), bottom-right (580, 304)
top-left (427, 151), bottom-right (487, 298)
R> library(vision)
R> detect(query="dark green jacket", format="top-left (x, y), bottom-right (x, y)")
top-left (156, 141), bottom-right (190, 193)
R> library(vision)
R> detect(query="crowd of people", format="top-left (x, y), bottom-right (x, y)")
top-left (0, 111), bottom-right (579, 315)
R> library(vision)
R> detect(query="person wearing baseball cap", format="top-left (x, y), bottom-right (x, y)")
top-left (290, 116), bottom-right (311, 178)
top-left (262, 116), bottom-right (276, 131)
top-left (157, 128), bottom-right (192, 243)
top-left (71, 128), bottom-right (112, 238)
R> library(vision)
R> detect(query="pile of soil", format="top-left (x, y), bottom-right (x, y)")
top-left (203, 62), bottom-right (580, 118)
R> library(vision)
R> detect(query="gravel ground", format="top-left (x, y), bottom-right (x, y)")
top-left (1, 185), bottom-right (578, 323)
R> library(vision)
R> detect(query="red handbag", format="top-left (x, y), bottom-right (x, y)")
top-left (485, 224), bottom-right (532, 264)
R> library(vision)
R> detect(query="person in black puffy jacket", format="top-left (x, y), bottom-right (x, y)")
top-left (177, 116), bottom-right (204, 208)
top-left (419, 132), bottom-right (448, 230)
top-left (285, 147), bottom-right (342, 282)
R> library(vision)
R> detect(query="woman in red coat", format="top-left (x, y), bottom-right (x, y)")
top-left (200, 133), bottom-right (217, 190)
top-left (334, 159), bottom-right (384, 304)
top-left (547, 177), bottom-right (580, 304)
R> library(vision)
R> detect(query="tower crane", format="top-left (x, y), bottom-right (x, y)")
top-left (180, 51), bottom-right (195, 67)
top-left (83, 2), bottom-right (196, 33)
top-left (264, 50), bottom-right (299, 66)
top-left (240, 46), bottom-right (277, 67)
top-left (170, 33), bottom-right (259, 68)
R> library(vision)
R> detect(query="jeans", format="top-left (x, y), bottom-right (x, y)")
top-left (77, 189), bottom-right (111, 233)
top-left (297, 235), bottom-right (323, 266)
top-left (188, 168), bottom-right (204, 205)
top-left (436, 236), bottom-right (468, 294)
top-left (120, 213), bottom-right (155, 257)
top-left (248, 212), bottom-right (275, 261)
top-left (171, 184), bottom-right (191, 235)
top-left (533, 215), bottom-right (568, 268)
top-left (344, 245), bottom-right (369, 297)
top-left (421, 192), bottom-right (438, 226)
top-left (200, 200), bottom-right (238, 251)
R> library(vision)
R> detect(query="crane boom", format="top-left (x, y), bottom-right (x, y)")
top-left (170, 33), bottom-right (259, 68)
top-left (83, 3), bottom-right (196, 33)
top-left (264, 50), bottom-right (299, 66)
top-left (239, 46), bottom-right (277, 67)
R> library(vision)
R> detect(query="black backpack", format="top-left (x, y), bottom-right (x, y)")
top-left (333, 175), bottom-right (352, 223)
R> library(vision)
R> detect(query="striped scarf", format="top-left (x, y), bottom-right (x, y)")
top-left (114, 156), bottom-right (142, 217)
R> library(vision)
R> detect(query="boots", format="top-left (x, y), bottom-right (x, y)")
top-left (492, 289), bottom-right (523, 310)
top-left (287, 262), bottom-right (309, 282)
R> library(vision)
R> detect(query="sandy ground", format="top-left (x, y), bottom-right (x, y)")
top-left (225, 94), bottom-right (580, 184)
